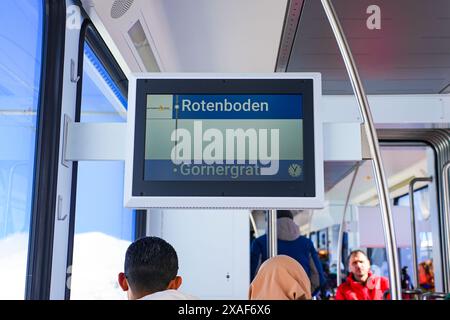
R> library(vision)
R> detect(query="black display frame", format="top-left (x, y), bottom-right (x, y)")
top-left (132, 78), bottom-right (316, 197)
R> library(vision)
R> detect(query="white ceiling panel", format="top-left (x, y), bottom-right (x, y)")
top-left (82, 0), bottom-right (288, 72)
top-left (288, 0), bottom-right (450, 94)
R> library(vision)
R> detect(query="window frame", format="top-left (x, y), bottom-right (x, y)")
top-left (25, 0), bottom-right (67, 300)
top-left (64, 19), bottom-right (130, 300)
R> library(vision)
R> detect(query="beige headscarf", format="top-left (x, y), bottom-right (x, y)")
top-left (249, 255), bottom-right (312, 300)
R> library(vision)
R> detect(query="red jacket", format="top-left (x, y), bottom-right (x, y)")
top-left (335, 272), bottom-right (389, 300)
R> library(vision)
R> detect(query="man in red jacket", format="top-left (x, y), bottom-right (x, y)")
top-left (336, 250), bottom-right (389, 300)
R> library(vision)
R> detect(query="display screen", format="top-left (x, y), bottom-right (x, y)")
top-left (144, 94), bottom-right (304, 181)
top-left (131, 78), bottom-right (316, 198)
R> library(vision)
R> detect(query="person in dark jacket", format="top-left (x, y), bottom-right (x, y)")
top-left (250, 210), bottom-right (326, 294)
top-left (335, 250), bottom-right (389, 300)
top-left (401, 266), bottom-right (413, 290)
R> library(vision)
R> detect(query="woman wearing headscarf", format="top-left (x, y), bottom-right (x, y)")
top-left (249, 255), bottom-right (312, 300)
top-left (250, 210), bottom-right (326, 294)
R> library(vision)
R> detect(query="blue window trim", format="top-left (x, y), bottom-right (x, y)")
top-left (84, 43), bottom-right (127, 109)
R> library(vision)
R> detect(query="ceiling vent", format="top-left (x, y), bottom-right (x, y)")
top-left (111, 0), bottom-right (134, 19)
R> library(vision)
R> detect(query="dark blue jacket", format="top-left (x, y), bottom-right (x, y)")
top-left (250, 234), bottom-right (326, 289)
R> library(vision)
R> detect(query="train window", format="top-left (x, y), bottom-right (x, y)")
top-left (307, 144), bottom-right (442, 297)
top-left (69, 40), bottom-right (132, 300)
top-left (0, 0), bottom-right (43, 299)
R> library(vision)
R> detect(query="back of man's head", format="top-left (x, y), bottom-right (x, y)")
top-left (124, 237), bottom-right (178, 294)
top-left (277, 210), bottom-right (294, 219)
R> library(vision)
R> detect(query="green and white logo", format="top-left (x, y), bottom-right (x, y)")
top-left (288, 163), bottom-right (302, 178)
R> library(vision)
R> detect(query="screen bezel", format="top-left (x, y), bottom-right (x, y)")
top-left (132, 78), bottom-right (315, 197)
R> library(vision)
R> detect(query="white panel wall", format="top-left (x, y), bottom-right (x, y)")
top-left (358, 206), bottom-right (411, 248)
top-left (148, 209), bottom-right (250, 300)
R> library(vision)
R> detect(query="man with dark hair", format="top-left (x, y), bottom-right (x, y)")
top-left (118, 236), bottom-right (196, 300)
top-left (250, 210), bottom-right (326, 295)
top-left (335, 250), bottom-right (389, 300)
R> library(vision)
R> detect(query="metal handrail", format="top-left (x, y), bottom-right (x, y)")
top-left (321, 0), bottom-right (402, 299)
top-left (442, 162), bottom-right (450, 292)
top-left (421, 292), bottom-right (448, 300)
top-left (408, 177), bottom-right (433, 289)
top-left (402, 289), bottom-right (423, 300)
top-left (384, 289), bottom-right (423, 300)
top-left (337, 163), bottom-right (361, 287)
top-left (402, 289), bottom-right (423, 294)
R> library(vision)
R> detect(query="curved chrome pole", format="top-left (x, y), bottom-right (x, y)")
top-left (337, 162), bottom-right (361, 287)
top-left (421, 292), bottom-right (448, 300)
top-left (249, 211), bottom-right (259, 238)
top-left (267, 209), bottom-right (277, 258)
top-left (408, 177), bottom-right (433, 289)
top-left (321, 0), bottom-right (402, 299)
top-left (442, 162), bottom-right (450, 292)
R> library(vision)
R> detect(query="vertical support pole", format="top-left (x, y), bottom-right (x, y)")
top-left (320, 0), bottom-right (402, 299)
top-left (267, 209), bottom-right (277, 258)
top-left (337, 163), bottom-right (360, 287)
top-left (409, 177), bottom-right (433, 289)
top-left (442, 162), bottom-right (450, 292)
top-left (249, 211), bottom-right (259, 238)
